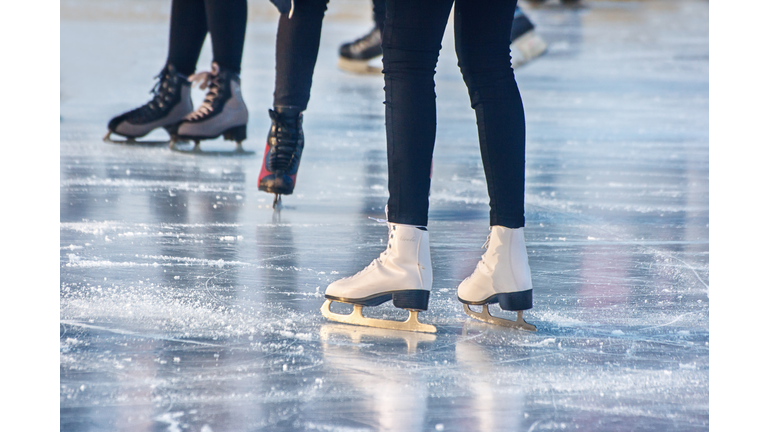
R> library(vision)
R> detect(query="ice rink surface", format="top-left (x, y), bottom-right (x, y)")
top-left (60, 1), bottom-right (708, 430)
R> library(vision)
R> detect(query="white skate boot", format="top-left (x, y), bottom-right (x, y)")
top-left (322, 223), bottom-right (436, 333)
top-left (457, 226), bottom-right (536, 331)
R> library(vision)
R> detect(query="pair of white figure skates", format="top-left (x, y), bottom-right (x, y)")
top-left (322, 223), bottom-right (536, 333)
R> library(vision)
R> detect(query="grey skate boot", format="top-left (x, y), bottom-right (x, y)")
top-left (105, 63), bottom-right (193, 145)
top-left (174, 62), bottom-right (250, 155)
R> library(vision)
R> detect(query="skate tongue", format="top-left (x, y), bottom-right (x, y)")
top-left (188, 62), bottom-right (220, 90)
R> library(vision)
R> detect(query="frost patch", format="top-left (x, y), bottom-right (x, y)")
top-left (155, 411), bottom-right (184, 432)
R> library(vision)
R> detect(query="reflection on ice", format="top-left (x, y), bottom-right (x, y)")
top-left (455, 323), bottom-right (527, 432)
top-left (319, 324), bottom-right (433, 431)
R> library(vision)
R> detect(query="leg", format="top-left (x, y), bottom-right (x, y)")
top-left (372, 0), bottom-right (386, 33)
top-left (453, 0), bottom-right (534, 329)
top-left (383, 0), bottom-right (454, 227)
top-left (167, 0), bottom-right (209, 76)
top-left (172, 0), bottom-right (249, 152)
top-left (203, 0), bottom-right (248, 74)
top-left (106, 0), bottom-right (204, 141)
top-left (260, 0), bottom-right (328, 202)
top-left (322, 0), bottom-right (451, 332)
top-left (273, 0), bottom-right (329, 111)
top-left (454, 0), bottom-right (525, 229)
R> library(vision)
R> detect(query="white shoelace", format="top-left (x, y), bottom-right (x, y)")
top-left (478, 230), bottom-right (492, 269)
top-left (364, 217), bottom-right (392, 270)
top-left (185, 63), bottom-right (220, 121)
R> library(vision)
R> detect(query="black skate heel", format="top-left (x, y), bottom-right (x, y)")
top-left (163, 124), bottom-right (186, 145)
top-left (459, 291), bottom-right (536, 332)
top-left (223, 125), bottom-right (249, 153)
top-left (497, 289), bottom-right (533, 311)
top-left (392, 290), bottom-right (430, 311)
top-left (223, 124), bottom-right (247, 143)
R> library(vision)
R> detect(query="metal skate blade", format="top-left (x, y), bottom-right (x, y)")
top-left (103, 131), bottom-right (171, 146)
top-left (169, 140), bottom-right (255, 156)
top-left (319, 323), bottom-right (435, 354)
top-left (272, 194), bottom-right (283, 210)
top-left (321, 300), bottom-right (436, 334)
top-left (462, 304), bottom-right (537, 332)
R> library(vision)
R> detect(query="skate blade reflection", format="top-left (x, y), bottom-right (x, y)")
top-left (321, 300), bottom-right (436, 334)
top-left (462, 304), bottom-right (537, 332)
top-left (103, 131), bottom-right (173, 146)
top-left (169, 140), bottom-right (255, 157)
top-left (320, 323), bottom-right (435, 354)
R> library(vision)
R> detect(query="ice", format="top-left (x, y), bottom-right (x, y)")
top-left (61, 0), bottom-right (708, 431)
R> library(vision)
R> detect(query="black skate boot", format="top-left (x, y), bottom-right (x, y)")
top-left (510, 8), bottom-right (547, 68)
top-left (105, 63), bottom-right (193, 145)
top-left (338, 27), bottom-right (383, 75)
top-left (258, 106), bottom-right (304, 208)
top-left (173, 62), bottom-right (251, 155)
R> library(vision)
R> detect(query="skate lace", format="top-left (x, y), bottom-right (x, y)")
top-left (363, 219), bottom-right (392, 271)
top-left (127, 68), bottom-right (177, 122)
top-left (482, 233), bottom-right (491, 250)
top-left (478, 231), bottom-right (492, 268)
top-left (268, 112), bottom-right (302, 171)
top-left (335, 220), bottom-right (390, 282)
top-left (185, 63), bottom-right (222, 121)
top-left (349, 27), bottom-right (381, 54)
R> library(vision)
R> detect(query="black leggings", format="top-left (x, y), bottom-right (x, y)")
top-left (383, 0), bottom-right (526, 229)
top-left (166, 0), bottom-right (247, 76)
top-left (273, 0), bottom-right (329, 110)
top-left (372, 0), bottom-right (386, 33)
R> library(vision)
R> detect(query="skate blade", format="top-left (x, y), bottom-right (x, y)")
top-left (337, 57), bottom-right (383, 75)
top-left (321, 300), bottom-right (436, 334)
top-left (103, 131), bottom-right (171, 146)
top-left (462, 304), bottom-right (537, 331)
top-left (169, 140), bottom-right (255, 157)
top-left (272, 194), bottom-right (283, 210)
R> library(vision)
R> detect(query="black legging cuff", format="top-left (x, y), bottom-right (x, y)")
top-left (166, 0), bottom-right (247, 76)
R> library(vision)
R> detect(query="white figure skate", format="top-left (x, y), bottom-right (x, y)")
top-left (457, 226), bottom-right (536, 331)
top-left (322, 223), bottom-right (436, 333)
